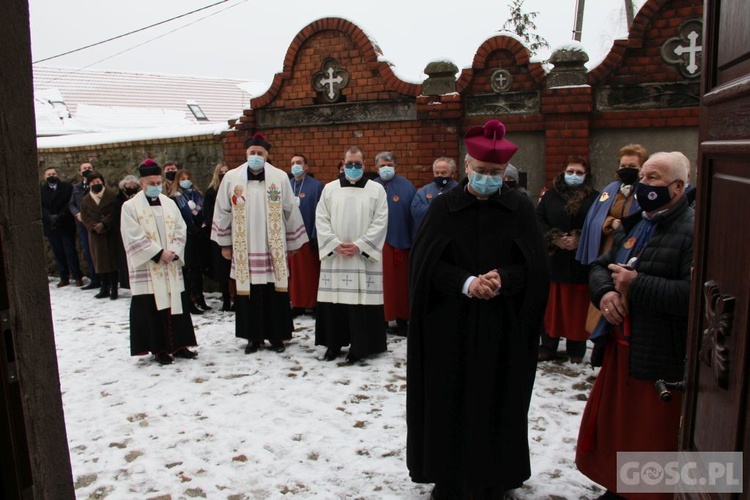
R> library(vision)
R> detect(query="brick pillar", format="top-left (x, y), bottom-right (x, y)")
top-left (541, 45), bottom-right (592, 188)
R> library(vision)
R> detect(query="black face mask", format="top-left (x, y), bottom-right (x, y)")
top-left (82, 170), bottom-right (93, 180)
top-left (47, 176), bottom-right (59, 185)
top-left (433, 176), bottom-right (450, 188)
top-left (635, 181), bottom-right (676, 212)
top-left (617, 167), bottom-right (639, 186)
top-left (90, 184), bottom-right (104, 194)
top-left (219, 173), bottom-right (225, 181)
top-left (504, 180), bottom-right (518, 189)
top-left (124, 187), bottom-right (139, 196)
top-left (165, 171), bottom-right (177, 181)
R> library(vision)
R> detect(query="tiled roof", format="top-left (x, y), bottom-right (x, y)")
top-left (33, 66), bottom-right (253, 123)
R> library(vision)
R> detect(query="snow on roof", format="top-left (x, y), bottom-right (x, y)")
top-left (37, 122), bottom-right (229, 150)
top-left (33, 66), bottom-right (253, 124)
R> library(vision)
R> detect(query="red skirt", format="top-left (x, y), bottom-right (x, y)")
top-left (288, 241), bottom-right (320, 309)
top-left (382, 243), bottom-right (410, 321)
top-left (544, 282), bottom-right (590, 341)
top-left (576, 326), bottom-right (682, 499)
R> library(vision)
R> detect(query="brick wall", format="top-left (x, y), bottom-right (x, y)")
top-left (223, 0), bottom-right (703, 196)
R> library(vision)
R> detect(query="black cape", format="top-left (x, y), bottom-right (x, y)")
top-left (406, 179), bottom-right (550, 491)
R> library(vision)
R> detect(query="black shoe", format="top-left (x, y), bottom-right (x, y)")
top-left (197, 296), bottom-right (212, 311)
top-left (56, 279), bottom-right (70, 288)
top-left (110, 287), bottom-right (118, 300)
top-left (345, 352), bottom-right (360, 364)
top-left (189, 303), bottom-right (204, 315)
top-left (81, 281), bottom-right (99, 290)
top-left (94, 285), bottom-right (110, 299)
top-left (269, 342), bottom-right (285, 353)
top-left (244, 341), bottom-right (261, 354)
top-left (385, 322), bottom-right (399, 335)
top-left (173, 348), bottom-right (198, 359)
top-left (155, 352), bottom-right (173, 365)
top-left (323, 347), bottom-right (340, 361)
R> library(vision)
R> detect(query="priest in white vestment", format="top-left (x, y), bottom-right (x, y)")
top-left (120, 159), bottom-right (198, 365)
top-left (211, 133), bottom-right (308, 354)
top-left (315, 146), bottom-right (389, 363)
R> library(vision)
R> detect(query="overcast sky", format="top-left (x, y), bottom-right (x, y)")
top-left (29, 0), bottom-right (647, 90)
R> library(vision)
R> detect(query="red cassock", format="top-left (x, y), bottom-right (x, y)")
top-left (544, 282), bottom-right (590, 341)
top-left (288, 241), bottom-right (320, 309)
top-left (382, 242), bottom-right (410, 321)
top-left (576, 325), bottom-right (682, 499)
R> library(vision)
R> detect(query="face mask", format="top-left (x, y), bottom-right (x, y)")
top-left (433, 176), bottom-right (450, 188)
top-left (248, 155), bottom-right (265, 172)
top-left (47, 176), bottom-right (59, 185)
top-left (635, 181), bottom-right (675, 212)
top-left (145, 185), bottom-right (162, 198)
top-left (378, 166), bottom-right (395, 181)
top-left (82, 170), bottom-right (92, 179)
top-left (179, 180), bottom-right (192, 189)
top-left (124, 187), bottom-right (139, 196)
top-left (291, 165), bottom-right (305, 177)
top-left (504, 180), bottom-right (518, 189)
top-left (564, 173), bottom-right (585, 186)
top-left (469, 172), bottom-right (503, 196)
top-left (617, 167), bottom-right (639, 186)
top-left (165, 171), bottom-right (177, 181)
top-left (90, 184), bottom-right (104, 194)
top-left (344, 165), bottom-right (363, 182)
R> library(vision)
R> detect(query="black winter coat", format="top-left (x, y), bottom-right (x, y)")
top-left (536, 176), bottom-right (599, 283)
top-left (589, 196), bottom-right (694, 381)
top-left (40, 181), bottom-right (76, 237)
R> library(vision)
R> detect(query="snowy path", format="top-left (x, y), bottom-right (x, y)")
top-left (50, 281), bottom-right (603, 499)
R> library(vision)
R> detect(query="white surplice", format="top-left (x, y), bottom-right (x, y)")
top-left (315, 178), bottom-right (388, 305)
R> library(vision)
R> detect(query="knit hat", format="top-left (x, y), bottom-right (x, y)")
top-left (244, 132), bottom-right (271, 152)
top-left (138, 158), bottom-right (161, 177)
top-left (464, 120), bottom-right (518, 164)
top-left (504, 164), bottom-right (519, 182)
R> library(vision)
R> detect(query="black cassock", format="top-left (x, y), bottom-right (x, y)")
top-left (406, 179), bottom-right (549, 493)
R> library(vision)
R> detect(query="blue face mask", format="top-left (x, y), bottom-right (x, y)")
top-left (378, 166), bottom-right (395, 181)
top-left (179, 180), bottom-right (192, 189)
top-left (248, 155), bottom-right (265, 172)
top-left (145, 184), bottom-right (162, 198)
top-left (291, 164), bottom-right (305, 177)
top-left (564, 173), bottom-right (585, 186)
top-left (469, 172), bottom-right (503, 196)
top-left (344, 165), bottom-right (363, 181)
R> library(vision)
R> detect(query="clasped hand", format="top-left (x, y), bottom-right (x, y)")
top-left (335, 242), bottom-right (359, 257)
top-left (469, 269), bottom-right (501, 300)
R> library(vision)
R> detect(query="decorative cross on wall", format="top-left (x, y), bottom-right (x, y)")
top-left (313, 57), bottom-right (351, 103)
top-left (490, 67), bottom-right (513, 93)
top-left (661, 18), bottom-right (703, 78)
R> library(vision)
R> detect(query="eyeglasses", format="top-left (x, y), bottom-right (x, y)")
top-left (565, 170), bottom-right (586, 176)
top-left (345, 163), bottom-right (363, 169)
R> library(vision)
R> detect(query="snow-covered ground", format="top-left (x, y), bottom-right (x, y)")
top-left (50, 279), bottom-right (605, 499)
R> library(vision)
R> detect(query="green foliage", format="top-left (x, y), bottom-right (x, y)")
top-left (501, 0), bottom-right (550, 56)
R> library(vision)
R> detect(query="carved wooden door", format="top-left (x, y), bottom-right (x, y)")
top-left (680, 1), bottom-right (750, 499)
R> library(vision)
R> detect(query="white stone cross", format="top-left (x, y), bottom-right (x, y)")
top-left (673, 30), bottom-right (702, 75)
top-left (320, 67), bottom-right (344, 100)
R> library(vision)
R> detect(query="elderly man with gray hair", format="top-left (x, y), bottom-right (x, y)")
top-left (576, 151), bottom-right (694, 499)
top-left (410, 156), bottom-right (459, 236)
